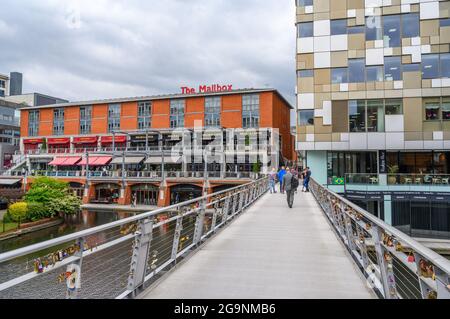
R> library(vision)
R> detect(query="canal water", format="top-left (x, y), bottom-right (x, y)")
top-left (0, 210), bottom-right (138, 253)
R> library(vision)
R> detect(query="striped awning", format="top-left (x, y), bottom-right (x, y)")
top-left (145, 156), bottom-right (182, 164)
top-left (110, 157), bottom-right (145, 165)
top-left (49, 157), bottom-right (82, 166)
top-left (78, 156), bottom-right (112, 166)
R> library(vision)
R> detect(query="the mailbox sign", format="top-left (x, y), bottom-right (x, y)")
top-left (181, 84), bottom-right (233, 94)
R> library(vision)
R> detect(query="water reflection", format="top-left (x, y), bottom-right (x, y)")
top-left (0, 210), bottom-right (137, 253)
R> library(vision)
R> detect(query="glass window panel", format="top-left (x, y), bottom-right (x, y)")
top-left (331, 68), bottom-right (348, 84)
top-left (366, 66), bottom-right (383, 82)
top-left (384, 56), bottom-right (402, 81)
top-left (366, 16), bottom-right (382, 41)
top-left (440, 53), bottom-right (450, 78)
top-left (367, 100), bottom-right (384, 132)
top-left (422, 54), bottom-right (439, 79)
top-left (348, 59), bottom-right (365, 83)
top-left (299, 110), bottom-right (314, 126)
top-left (424, 98), bottom-right (441, 120)
top-left (297, 0), bottom-right (313, 6)
top-left (416, 152), bottom-right (433, 174)
top-left (349, 100), bottom-right (366, 132)
top-left (297, 70), bottom-right (314, 77)
top-left (433, 152), bottom-right (447, 174)
top-left (440, 18), bottom-right (450, 27)
top-left (298, 22), bottom-right (313, 38)
top-left (442, 98), bottom-right (450, 120)
top-left (385, 99), bottom-right (403, 115)
top-left (331, 19), bottom-right (347, 35)
top-left (402, 13), bottom-right (419, 38)
top-left (403, 63), bottom-right (420, 72)
top-left (348, 26), bottom-right (365, 34)
top-left (383, 15), bottom-right (401, 47)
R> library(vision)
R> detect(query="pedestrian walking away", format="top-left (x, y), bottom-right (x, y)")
top-left (268, 167), bottom-right (277, 194)
top-left (278, 166), bottom-right (286, 194)
top-left (303, 167), bottom-right (312, 192)
top-left (282, 167), bottom-right (299, 208)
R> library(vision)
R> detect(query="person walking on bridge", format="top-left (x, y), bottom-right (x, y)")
top-left (283, 167), bottom-right (299, 208)
top-left (268, 167), bottom-right (277, 194)
top-left (278, 166), bottom-right (286, 194)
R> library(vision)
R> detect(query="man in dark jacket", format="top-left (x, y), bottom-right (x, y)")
top-left (283, 167), bottom-right (298, 208)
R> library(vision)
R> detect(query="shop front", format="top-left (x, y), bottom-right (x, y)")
top-left (129, 133), bottom-right (159, 150)
top-left (100, 135), bottom-right (127, 151)
top-left (170, 184), bottom-right (202, 204)
top-left (93, 183), bottom-right (120, 204)
top-left (73, 136), bottom-right (98, 153)
top-left (131, 184), bottom-right (158, 205)
top-left (23, 138), bottom-right (44, 154)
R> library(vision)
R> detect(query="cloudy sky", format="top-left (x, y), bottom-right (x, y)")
top-left (0, 0), bottom-right (296, 121)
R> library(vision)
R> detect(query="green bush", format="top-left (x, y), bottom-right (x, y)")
top-left (26, 202), bottom-right (49, 222)
top-left (47, 195), bottom-right (82, 216)
top-left (7, 202), bottom-right (28, 222)
top-left (24, 177), bottom-right (68, 204)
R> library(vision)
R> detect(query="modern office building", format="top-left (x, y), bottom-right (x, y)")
top-left (295, 0), bottom-right (450, 238)
top-left (0, 99), bottom-right (20, 169)
top-left (14, 88), bottom-right (294, 207)
top-left (0, 73), bottom-right (9, 98)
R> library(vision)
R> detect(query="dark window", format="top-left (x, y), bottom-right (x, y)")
top-left (242, 94), bottom-right (260, 128)
top-left (299, 110), bottom-right (314, 126)
top-left (385, 99), bottom-right (403, 115)
top-left (403, 63), bottom-right (420, 72)
top-left (298, 22), bottom-right (313, 38)
top-left (366, 16), bottom-right (382, 41)
top-left (402, 13), bottom-right (419, 38)
top-left (138, 101), bottom-right (152, 130)
top-left (297, 0), bottom-right (313, 6)
top-left (53, 108), bottom-right (64, 136)
top-left (331, 19), bottom-right (347, 35)
top-left (331, 68), bottom-right (348, 84)
top-left (440, 53), bottom-right (450, 78)
top-left (348, 26), bottom-right (365, 34)
top-left (440, 18), bottom-right (450, 27)
top-left (205, 97), bottom-right (221, 128)
top-left (422, 54), bottom-right (439, 79)
top-left (383, 15), bottom-right (401, 47)
top-left (169, 100), bottom-right (185, 128)
top-left (424, 98), bottom-right (440, 121)
top-left (349, 100), bottom-right (366, 132)
top-left (28, 110), bottom-right (39, 137)
top-left (384, 56), bottom-right (402, 81)
top-left (366, 66), bottom-right (383, 82)
top-left (79, 106), bottom-right (92, 134)
top-left (297, 70), bottom-right (314, 77)
top-left (108, 104), bottom-right (121, 132)
top-left (348, 59), bottom-right (365, 83)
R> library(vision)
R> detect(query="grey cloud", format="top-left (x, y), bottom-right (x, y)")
top-left (0, 0), bottom-right (296, 123)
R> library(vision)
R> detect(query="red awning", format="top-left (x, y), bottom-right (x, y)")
top-left (49, 157), bottom-right (67, 166)
top-left (78, 156), bottom-right (112, 166)
top-left (73, 136), bottom-right (98, 144)
top-left (47, 138), bottom-right (70, 145)
top-left (100, 135), bottom-right (127, 144)
top-left (49, 157), bottom-right (82, 166)
top-left (62, 157), bottom-right (82, 165)
top-left (23, 138), bottom-right (44, 144)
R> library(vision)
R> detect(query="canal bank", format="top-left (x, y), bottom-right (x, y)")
top-left (0, 218), bottom-right (64, 241)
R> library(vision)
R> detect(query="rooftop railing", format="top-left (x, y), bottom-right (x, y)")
top-left (0, 178), bottom-right (269, 299)
top-left (310, 178), bottom-right (450, 299)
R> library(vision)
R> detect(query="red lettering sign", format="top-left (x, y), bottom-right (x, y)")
top-left (180, 84), bottom-right (233, 94)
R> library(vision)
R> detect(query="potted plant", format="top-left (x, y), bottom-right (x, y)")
top-left (387, 165), bottom-right (399, 184)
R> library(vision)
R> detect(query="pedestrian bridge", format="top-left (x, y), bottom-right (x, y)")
top-left (0, 178), bottom-right (449, 299)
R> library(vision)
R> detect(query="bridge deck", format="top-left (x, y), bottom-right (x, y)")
top-left (141, 191), bottom-right (375, 299)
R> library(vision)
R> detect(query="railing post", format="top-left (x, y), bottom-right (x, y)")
top-left (193, 199), bottom-right (206, 245)
top-left (171, 215), bottom-right (183, 261)
top-left (66, 237), bottom-right (84, 299)
top-left (127, 219), bottom-right (153, 297)
top-left (372, 226), bottom-right (397, 299)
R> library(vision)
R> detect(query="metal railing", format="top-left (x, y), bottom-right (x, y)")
top-left (310, 178), bottom-right (450, 299)
top-left (0, 178), bottom-right (269, 299)
top-left (344, 173), bottom-right (450, 186)
top-left (6, 170), bottom-right (261, 180)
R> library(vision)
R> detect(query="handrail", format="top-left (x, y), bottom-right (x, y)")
top-left (310, 178), bottom-right (450, 299)
top-left (0, 177), bottom-right (268, 299)
top-left (0, 178), bottom-right (264, 263)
